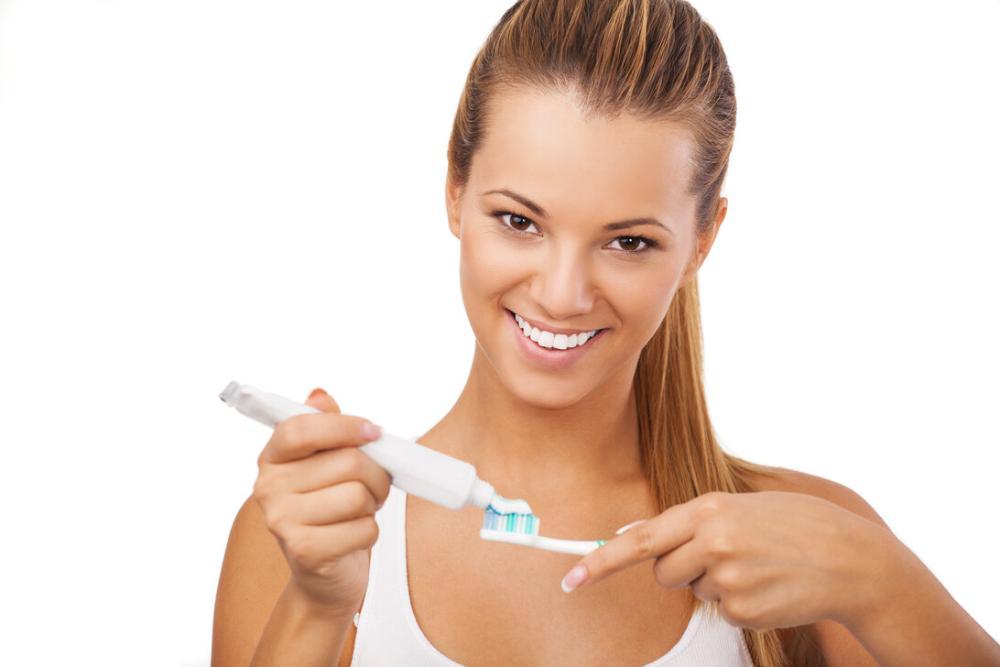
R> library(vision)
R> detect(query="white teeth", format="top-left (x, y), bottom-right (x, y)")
top-left (513, 311), bottom-right (601, 350)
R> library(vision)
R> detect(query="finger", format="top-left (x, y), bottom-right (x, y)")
top-left (262, 413), bottom-right (382, 464)
top-left (560, 501), bottom-right (699, 593)
top-left (304, 387), bottom-right (341, 414)
top-left (689, 570), bottom-right (722, 603)
top-left (283, 515), bottom-right (380, 563)
top-left (281, 447), bottom-right (392, 506)
top-left (651, 539), bottom-right (707, 591)
top-left (295, 481), bottom-right (379, 525)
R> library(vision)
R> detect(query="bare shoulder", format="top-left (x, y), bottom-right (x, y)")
top-left (746, 464), bottom-right (890, 529)
top-left (745, 465), bottom-right (885, 666)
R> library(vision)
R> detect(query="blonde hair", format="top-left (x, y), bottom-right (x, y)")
top-left (446, 1), bottom-right (800, 664)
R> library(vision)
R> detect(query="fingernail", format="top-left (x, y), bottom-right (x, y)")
top-left (361, 421), bottom-right (382, 440)
top-left (560, 564), bottom-right (588, 593)
top-left (615, 519), bottom-right (647, 535)
top-left (308, 387), bottom-right (325, 400)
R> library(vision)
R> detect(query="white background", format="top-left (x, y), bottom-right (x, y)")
top-left (1, 1), bottom-right (997, 664)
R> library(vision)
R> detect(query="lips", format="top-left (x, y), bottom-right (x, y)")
top-left (508, 309), bottom-right (605, 338)
top-left (505, 307), bottom-right (607, 370)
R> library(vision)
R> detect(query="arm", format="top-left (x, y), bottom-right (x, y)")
top-left (249, 581), bottom-right (356, 667)
top-left (212, 494), bottom-right (356, 666)
top-left (780, 470), bottom-right (1000, 667)
top-left (841, 533), bottom-right (1000, 667)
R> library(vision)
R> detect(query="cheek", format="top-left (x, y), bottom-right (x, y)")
top-left (601, 260), bottom-right (683, 336)
top-left (613, 284), bottom-right (672, 330)
top-left (459, 227), bottom-right (524, 297)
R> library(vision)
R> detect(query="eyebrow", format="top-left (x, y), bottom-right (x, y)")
top-left (482, 188), bottom-right (673, 236)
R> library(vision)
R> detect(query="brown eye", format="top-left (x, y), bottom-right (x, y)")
top-left (507, 213), bottom-right (533, 231)
top-left (609, 235), bottom-right (658, 254)
top-left (492, 210), bottom-right (658, 256)
top-left (618, 237), bottom-right (643, 252)
top-left (493, 211), bottom-right (539, 234)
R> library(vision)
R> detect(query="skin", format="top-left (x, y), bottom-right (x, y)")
top-left (404, 84), bottom-right (1000, 665)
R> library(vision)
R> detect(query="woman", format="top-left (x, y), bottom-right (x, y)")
top-left (213, 1), bottom-right (1000, 665)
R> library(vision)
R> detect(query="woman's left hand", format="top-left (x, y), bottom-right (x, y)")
top-left (559, 490), bottom-right (903, 630)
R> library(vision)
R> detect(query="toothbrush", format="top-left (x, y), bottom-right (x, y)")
top-left (219, 380), bottom-right (629, 555)
top-left (480, 508), bottom-right (645, 555)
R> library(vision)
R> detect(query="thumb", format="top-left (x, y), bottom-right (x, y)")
top-left (304, 386), bottom-right (341, 413)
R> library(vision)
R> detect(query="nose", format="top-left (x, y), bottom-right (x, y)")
top-left (528, 244), bottom-right (597, 320)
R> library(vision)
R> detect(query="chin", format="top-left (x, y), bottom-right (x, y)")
top-left (518, 383), bottom-right (589, 409)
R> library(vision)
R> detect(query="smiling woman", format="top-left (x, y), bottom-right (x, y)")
top-left (211, 1), bottom-right (1000, 666)
top-left (434, 7), bottom-right (783, 655)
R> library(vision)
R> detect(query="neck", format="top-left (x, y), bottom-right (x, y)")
top-left (424, 343), bottom-right (646, 503)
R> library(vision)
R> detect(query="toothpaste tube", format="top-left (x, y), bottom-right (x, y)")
top-left (218, 381), bottom-right (532, 514)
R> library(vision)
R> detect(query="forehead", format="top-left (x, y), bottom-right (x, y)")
top-left (473, 85), bottom-right (698, 223)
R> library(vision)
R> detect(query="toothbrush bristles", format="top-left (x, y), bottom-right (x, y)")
top-left (482, 507), bottom-right (540, 536)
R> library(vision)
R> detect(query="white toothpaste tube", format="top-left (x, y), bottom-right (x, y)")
top-left (218, 381), bottom-right (532, 514)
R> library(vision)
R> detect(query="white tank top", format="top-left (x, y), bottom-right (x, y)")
top-left (351, 480), bottom-right (755, 665)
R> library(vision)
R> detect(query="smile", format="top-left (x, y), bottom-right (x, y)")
top-left (505, 308), bottom-right (608, 370)
top-left (510, 309), bottom-right (605, 350)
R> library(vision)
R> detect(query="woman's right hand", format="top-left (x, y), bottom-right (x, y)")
top-left (252, 387), bottom-right (391, 616)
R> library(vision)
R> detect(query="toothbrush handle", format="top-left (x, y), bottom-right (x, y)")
top-left (480, 530), bottom-right (605, 555)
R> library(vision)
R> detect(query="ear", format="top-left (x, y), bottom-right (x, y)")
top-left (444, 175), bottom-right (464, 240)
top-left (681, 196), bottom-right (727, 285)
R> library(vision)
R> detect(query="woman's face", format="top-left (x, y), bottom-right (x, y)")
top-left (446, 85), bottom-right (725, 409)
